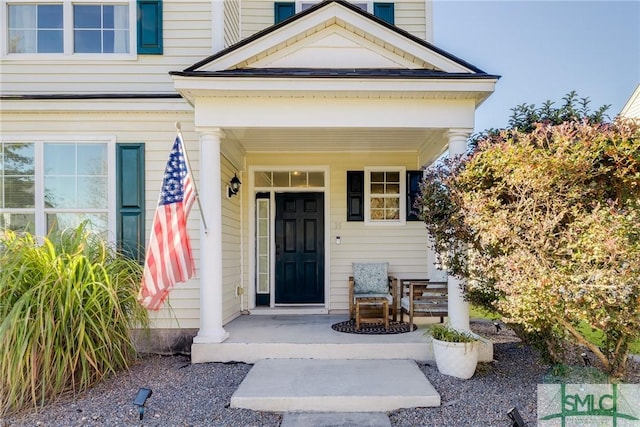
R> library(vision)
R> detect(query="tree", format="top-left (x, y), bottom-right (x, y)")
top-left (416, 94), bottom-right (640, 377)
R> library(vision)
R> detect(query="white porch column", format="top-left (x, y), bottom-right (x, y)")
top-left (447, 128), bottom-right (473, 331)
top-left (193, 129), bottom-right (229, 344)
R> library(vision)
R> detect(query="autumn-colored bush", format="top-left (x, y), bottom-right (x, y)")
top-left (417, 116), bottom-right (640, 377)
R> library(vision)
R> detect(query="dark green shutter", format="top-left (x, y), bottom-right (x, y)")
top-left (274, 2), bottom-right (296, 24)
top-left (137, 0), bottom-right (163, 54)
top-left (407, 170), bottom-right (422, 221)
top-left (117, 143), bottom-right (145, 261)
top-left (374, 3), bottom-right (394, 25)
top-left (346, 171), bottom-right (364, 222)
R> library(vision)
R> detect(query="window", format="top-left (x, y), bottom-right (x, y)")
top-left (1, 138), bottom-right (114, 238)
top-left (275, 1), bottom-right (394, 24)
top-left (364, 167), bottom-right (406, 224)
top-left (5, 1), bottom-right (137, 56)
top-left (73, 4), bottom-right (129, 53)
top-left (7, 4), bottom-right (63, 53)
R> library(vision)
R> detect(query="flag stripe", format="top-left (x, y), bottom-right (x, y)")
top-left (139, 134), bottom-right (196, 310)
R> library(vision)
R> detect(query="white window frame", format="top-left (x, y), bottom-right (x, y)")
top-left (1, 0), bottom-right (136, 60)
top-left (298, 1), bottom-right (372, 13)
top-left (0, 135), bottom-right (117, 241)
top-left (364, 166), bottom-right (406, 226)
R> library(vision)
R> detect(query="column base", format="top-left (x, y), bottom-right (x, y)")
top-left (192, 328), bottom-right (230, 344)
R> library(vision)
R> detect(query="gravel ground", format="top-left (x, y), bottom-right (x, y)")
top-left (3, 322), bottom-right (638, 427)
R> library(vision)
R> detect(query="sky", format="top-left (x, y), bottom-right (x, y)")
top-left (433, 0), bottom-right (640, 133)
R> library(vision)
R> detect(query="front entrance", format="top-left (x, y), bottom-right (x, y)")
top-left (274, 192), bottom-right (325, 304)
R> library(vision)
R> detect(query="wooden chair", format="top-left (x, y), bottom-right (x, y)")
top-left (400, 280), bottom-right (448, 329)
top-left (348, 262), bottom-right (398, 329)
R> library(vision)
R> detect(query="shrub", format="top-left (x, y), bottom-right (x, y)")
top-left (417, 112), bottom-right (640, 377)
top-left (0, 224), bottom-right (149, 415)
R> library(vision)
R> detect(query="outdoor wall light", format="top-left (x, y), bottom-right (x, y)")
top-left (227, 173), bottom-right (242, 198)
top-left (133, 388), bottom-right (153, 420)
top-left (506, 406), bottom-right (526, 427)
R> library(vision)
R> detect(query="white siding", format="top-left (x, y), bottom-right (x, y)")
top-left (0, 1), bottom-right (214, 95)
top-left (224, 0), bottom-right (242, 48)
top-left (238, 1), bottom-right (433, 42)
top-left (240, 1), bottom-right (274, 40)
top-left (1, 102), bottom-right (244, 329)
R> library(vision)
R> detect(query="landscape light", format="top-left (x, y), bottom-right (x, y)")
top-left (134, 388), bottom-right (153, 420)
top-left (507, 406), bottom-right (526, 427)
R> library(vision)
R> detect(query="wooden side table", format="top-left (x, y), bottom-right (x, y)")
top-left (355, 297), bottom-right (389, 330)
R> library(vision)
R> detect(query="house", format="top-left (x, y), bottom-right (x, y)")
top-left (0, 0), bottom-right (499, 360)
top-left (620, 83), bottom-right (640, 119)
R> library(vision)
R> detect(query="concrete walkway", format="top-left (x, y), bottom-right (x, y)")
top-left (230, 358), bottom-right (440, 412)
top-left (281, 412), bottom-right (392, 427)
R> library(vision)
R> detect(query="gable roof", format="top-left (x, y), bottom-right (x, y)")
top-left (170, 0), bottom-right (498, 80)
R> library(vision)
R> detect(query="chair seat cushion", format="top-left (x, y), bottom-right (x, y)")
top-left (352, 262), bottom-right (389, 294)
top-left (354, 293), bottom-right (392, 304)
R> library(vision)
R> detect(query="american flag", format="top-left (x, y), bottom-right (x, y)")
top-left (139, 134), bottom-right (196, 310)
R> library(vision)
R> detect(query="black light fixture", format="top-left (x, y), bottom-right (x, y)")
top-left (133, 388), bottom-right (153, 420)
top-left (507, 406), bottom-right (526, 427)
top-left (494, 321), bottom-right (502, 333)
top-left (227, 173), bottom-right (242, 198)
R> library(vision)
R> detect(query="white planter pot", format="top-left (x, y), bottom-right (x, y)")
top-left (432, 338), bottom-right (479, 379)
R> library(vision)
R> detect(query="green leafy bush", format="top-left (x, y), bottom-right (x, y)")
top-left (0, 224), bottom-right (149, 415)
top-left (416, 96), bottom-right (640, 377)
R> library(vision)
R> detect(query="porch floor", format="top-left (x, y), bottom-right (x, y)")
top-left (192, 314), bottom-right (433, 364)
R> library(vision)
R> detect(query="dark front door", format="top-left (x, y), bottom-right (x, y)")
top-left (275, 192), bottom-right (324, 304)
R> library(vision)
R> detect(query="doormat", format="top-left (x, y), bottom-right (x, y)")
top-left (331, 319), bottom-right (417, 335)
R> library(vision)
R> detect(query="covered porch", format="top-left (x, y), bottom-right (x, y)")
top-left (166, 0), bottom-right (498, 357)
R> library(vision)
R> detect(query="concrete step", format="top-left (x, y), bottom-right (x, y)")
top-left (230, 359), bottom-right (440, 412)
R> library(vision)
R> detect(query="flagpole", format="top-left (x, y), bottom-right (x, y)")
top-left (175, 122), bottom-right (208, 234)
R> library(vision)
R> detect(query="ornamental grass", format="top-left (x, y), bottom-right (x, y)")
top-left (0, 224), bottom-right (149, 415)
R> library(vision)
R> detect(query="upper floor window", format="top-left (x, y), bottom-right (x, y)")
top-left (275, 1), bottom-right (394, 25)
top-left (5, 1), bottom-right (135, 56)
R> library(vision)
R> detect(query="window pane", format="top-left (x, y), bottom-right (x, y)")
top-left (39, 5), bottom-right (63, 28)
top-left (371, 172), bottom-right (385, 182)
top-left (5, 176), bottom-right (35, 208)
top-left (3, 143), bottom-right (35, 174)
top-left (272, 172), bottom-right (289, 187)
top-left (386, 171), bottom-right (400, 182)
top-left (74, 30), bottom-right (101, 53)
top-left (9, 5), bottom-right (36, 28)
top-left (255, 172), bottom-right (272, 187)
top-left (38, 30), bottom-right (64, 53)
top-left (2, 143), bottom-right (35, 208)
top-left (77, 177), bottom-right (107, 208)
top-left (44, 144), bottom-right (75, 175)
top-left (291, 171), bottom-right (306, 187)
top-left (386, 183), bottom-right (399, 194)
top-left (0, 213), bottom-right (35, 233)
top-left (47, 212), bottom-right (108, 237)
top-left (74, 5), bottom-right (101, 29)
top-left (45, 176), bottom-right (76, 208)
top-left (77, 144), bottom-right (107, 175)
top-left (371, 183), bottom-right (384, 194)
top-left (307, 172), bottom-right (324, 187)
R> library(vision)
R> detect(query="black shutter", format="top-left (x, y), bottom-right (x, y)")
top-left (407, 170), bottom-right (422, 221)
top-left (274, 2), bottom-right (296, 24)
top-left (117, 143), bottom-right (145, 261)
top-left (346, 171), bottom-right (364, 221)
top-left (137, 0), bottom-right (163, 54)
